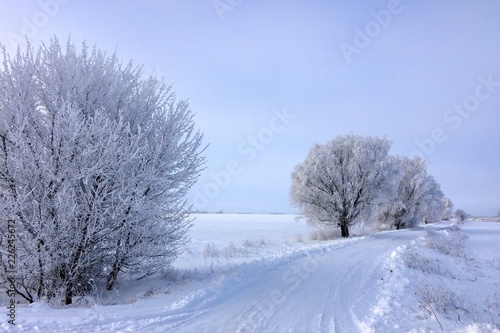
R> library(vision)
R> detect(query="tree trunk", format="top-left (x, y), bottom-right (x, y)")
top-left (65, 222), bottom-right (89, 304)
top-left (36, 241), bottom-right (45, 300)
top-left (65, 282), bottom-right (73, 305)
top-left (107, 229), bottom-right (133, 290)
top-left (106, 237), bottom-right (123, 291)
top-left (106, 261), bottom-right (121, 291)
top-left (340, 223), bottom-right (349, 238)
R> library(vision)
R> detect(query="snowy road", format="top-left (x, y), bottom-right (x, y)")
top-left (11, 228), bottom-right (425, 332)
top-left (6, 219), bottom-right (499, 332)
top-left (160, 230), bottom-right (423, 333)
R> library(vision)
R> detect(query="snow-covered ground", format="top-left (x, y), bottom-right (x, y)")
top-left (2, 214), bottom-right (499, 332)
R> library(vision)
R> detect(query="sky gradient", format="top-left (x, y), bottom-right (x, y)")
top-left (1, 1), bottom-right (499, 216)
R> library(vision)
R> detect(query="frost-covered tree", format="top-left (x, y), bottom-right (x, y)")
top-left (377, 157), bottom-right (446, 229)
top-left (379, 157), bottom-right (427, 229)
top-left (0, 38), bottom-right (205, 304)
top-left (392, 157), bottom-right (427, 229)
top-left (420, 175), bottom-right (445, 223)
top-left (441, 197), bottom-right (454, 221)
top-left (290, 135), bottom-right (398, 237)
top-left (376, 200), bottom-right (407, 229)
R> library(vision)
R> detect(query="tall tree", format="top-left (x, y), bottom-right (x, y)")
top-left (290, 135), bottom-right (398, 237)
top-left (420, 175), bottom-right (445, 223)
top-left (388, 157), bottom-right (428, 229)
top-left (0, 38), bottom-right (205, 304)
top-left (377, 157), bottom-right (446, 229)
top-left (441, 197), bottom-right (454, 221)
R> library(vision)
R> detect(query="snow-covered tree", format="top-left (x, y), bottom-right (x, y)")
top-left (420, 175), bottom-right (445, 224)
top-left (376, 157), bottom-right (446, 229)
top-left (392, 157), bottom-right (427, 229)
top-left (441, 197), bottom-right (454, 221)
top-left (290, 135), bottom-right (398, 237)
top-left (0, 38), bottom-right (205, 304)
top-left (379, 157), bottom-right (426, 229)
top-left (376, 199), bottom-right (406, 229)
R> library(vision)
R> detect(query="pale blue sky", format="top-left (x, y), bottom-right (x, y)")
top-left (1, 1), bottom-right (499, 215)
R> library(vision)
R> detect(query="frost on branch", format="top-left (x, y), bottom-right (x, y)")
top-left (0, 37), bottom-right (206, 304)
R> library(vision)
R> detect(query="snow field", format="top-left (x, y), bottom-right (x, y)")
top-left (1, 214), bottom-right (499, 332)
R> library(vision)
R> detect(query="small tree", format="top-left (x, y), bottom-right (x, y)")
top-left (455, 209), bottom-right (469, 223)
top-left (0, 38), bottom-right (206, 304)
top-left (290, 135), bottom-right (398, 237)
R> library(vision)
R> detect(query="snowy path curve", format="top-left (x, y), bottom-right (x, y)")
top-left (10, 227), bottom-right (428, 333)
top-left (163, 229), bottom-right (424, 333)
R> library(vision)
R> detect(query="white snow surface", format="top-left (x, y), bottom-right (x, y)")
top-left (1, 214), bottom-right (499, 333)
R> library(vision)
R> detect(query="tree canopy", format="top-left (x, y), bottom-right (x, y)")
top-left (0, 38), bottom-right (205, 304)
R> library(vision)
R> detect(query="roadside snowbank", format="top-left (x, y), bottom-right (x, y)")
top-left (363, 220), bottom-right (500, 332)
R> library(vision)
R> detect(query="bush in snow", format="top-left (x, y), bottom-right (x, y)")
top-left (308, 227), bottom-right (340, 241)
top-left (455, 209), bottom-right (470, 223)
top-left (0, 38), bottom-right (206, 304)
top-left (203, 243), bottom-right (220, 259)
top-left (242, 238), bottom-right (268, 248)
top-left (424, 226), bottom-right (467, 258)
top-left (418, 282), bottom-right (478, 326)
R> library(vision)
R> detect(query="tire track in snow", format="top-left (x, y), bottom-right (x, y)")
top-left (166, 229), bottom-right (425, 332)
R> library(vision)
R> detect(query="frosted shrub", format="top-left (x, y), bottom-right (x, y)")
top-left (242, 238), bottom-right (267, 248)
top-left (419, 283), bottom-right (476, 324)
top-left (403, 250), bottom-right (443, 275)
top-left (309, 227), bottom-right (340, 241)
top-left (0, 38), bottom-right (206, 304)
top-left (203, 243), bottom-right (220, 259)
top-left (223, 242), bottom-right (241, 259)
top-left (424, 227), bottom-right (467, 258)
